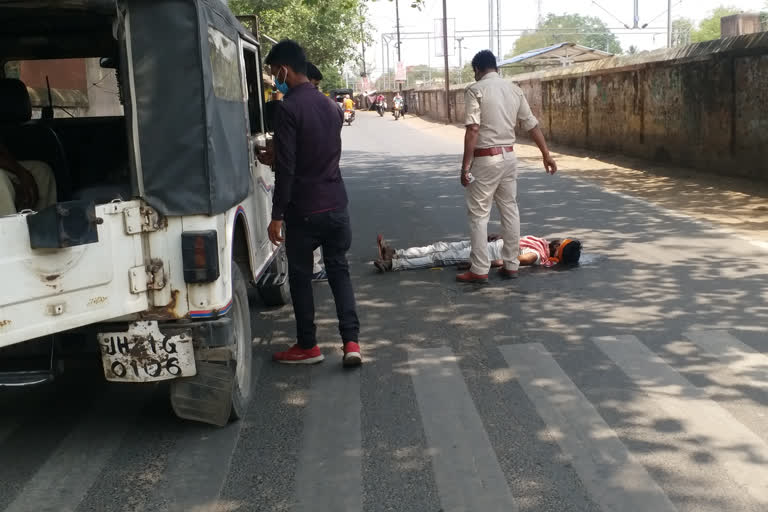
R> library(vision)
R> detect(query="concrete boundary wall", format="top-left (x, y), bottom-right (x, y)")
top-left (392, 33), bottom-right (768, 180)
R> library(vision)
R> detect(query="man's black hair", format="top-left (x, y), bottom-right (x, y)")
top-left (561, 240), bottom-right (582, 265)
top-left (265, 39), bottom-right (308, 75)
top-left (307, 62), bottom-right (323, 82)
top-left (471, 49), bottom-right (498, 72)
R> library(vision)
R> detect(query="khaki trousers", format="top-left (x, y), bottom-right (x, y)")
top-left (465, 151), bottom-right (519, 274)
top-left (0, 161), bottom-right (57, 216)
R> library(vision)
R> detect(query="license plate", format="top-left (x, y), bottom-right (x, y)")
top-left (98, 321), bottom-right (196, 382)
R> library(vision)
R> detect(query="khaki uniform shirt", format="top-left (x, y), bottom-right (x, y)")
top-left (464, 72), bottom-right (538, 148)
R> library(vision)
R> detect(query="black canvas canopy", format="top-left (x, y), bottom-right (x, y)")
top-left (121, 0), bottom-right (258, 215)
top-left (0, 0), bottom-right (259, 216)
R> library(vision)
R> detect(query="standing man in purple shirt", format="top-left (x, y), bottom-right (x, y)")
top-left (265, 40), bottom-right (362, 367)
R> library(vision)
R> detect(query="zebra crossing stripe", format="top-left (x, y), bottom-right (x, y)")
top-left (408, 347), bottom-right (519, 512)
top-left (684, 330), bottom-right (768, 387)
top-left (3, 389), bottom-right (145, 512)
top-left (595, 335), bottom-right (768, 506)
top-left (157, 358), bottom-right (264, 512)
top-left (499, 343), bottom-right (677, 512)
top-left (293, 361), bottom-right (362, 512)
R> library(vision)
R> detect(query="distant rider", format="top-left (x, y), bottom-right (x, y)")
top-left (392, 92), bottom-right (403, 113)
top-left (343, 94), bottom-right (355, 111)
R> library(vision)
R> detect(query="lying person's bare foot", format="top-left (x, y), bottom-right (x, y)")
top-left (377, 234), bottom-right (386, 260)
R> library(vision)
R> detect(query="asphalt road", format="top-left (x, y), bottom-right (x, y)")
top-left (3, 111), bottom-right (768, 512)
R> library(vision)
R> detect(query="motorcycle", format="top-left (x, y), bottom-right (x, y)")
top-left (344, 109), bottom-right (355, 126)
top-left (375, 100), bottom-right (387, 117)
top-left (393, 103), bottom-right (402, 121)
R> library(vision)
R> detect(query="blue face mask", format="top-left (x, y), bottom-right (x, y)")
top-left (275, 67), bottom-right (289, 94)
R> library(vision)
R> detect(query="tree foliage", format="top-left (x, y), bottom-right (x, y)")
top-left (229, 0), bottom-right (372, 78)
top-left (690, 6), bottom-right (741, 42)
top-left (506, 13), bottom-right (622, 58)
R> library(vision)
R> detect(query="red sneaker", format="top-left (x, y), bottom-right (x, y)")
top-left (342, 342), bottom-right (362, 367)
top-left (499, 268), bottom-right (519, 279)
top-left (273, 344), bottom-right (324, 365)
top-left (456, 271), bottom-right (489, 283)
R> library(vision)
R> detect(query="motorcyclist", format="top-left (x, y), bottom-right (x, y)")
top-left (343, 94), bottom-right (355, 111)
top-left (393, 92), bottom-right (403, 111)
top-left (392, 92), bottom-right (404, 119)
top-left (375, 93), bottom-right (386, 114)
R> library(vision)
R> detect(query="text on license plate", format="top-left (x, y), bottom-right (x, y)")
top-left (98, 321), bottom-right (196, 382)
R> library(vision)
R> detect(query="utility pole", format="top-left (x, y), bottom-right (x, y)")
top-left (633, 0), bottom-right (640, 28)
top-left (537, 0), bottom-right (543, 27)
top-left (385, 37), bottom-right (390, 89)
top-left (381, 34), bottom-right (386, 90)
top-left (496, 0), bottom-right (501, 57)
top-left (666, 0), bottom-right (673, 48)
top-left (360, 6), bottom-right (366, 78)
top-left (455, 36), bottom-right (464, 84)
top-left (395, 0), bottom-right (402, 92)
top-left (427, 34), bottom-right (432, 83)
top-left (442, 0), bottom-right (451, 123)
top-left (488, 0), bottom-right (494, 50)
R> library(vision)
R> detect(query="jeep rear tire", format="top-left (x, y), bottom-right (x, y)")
top-left (229, 264), bottom-right (252, 420)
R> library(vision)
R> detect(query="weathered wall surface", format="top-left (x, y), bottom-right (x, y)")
top-left (398, 33), bottom-right (768, 180)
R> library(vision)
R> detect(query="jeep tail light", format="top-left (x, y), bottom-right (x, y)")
top-left (182, 231), bottom-right (220, 283)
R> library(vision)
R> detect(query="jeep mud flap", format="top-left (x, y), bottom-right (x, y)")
top-left (168, 317), bottom-right (236, 427)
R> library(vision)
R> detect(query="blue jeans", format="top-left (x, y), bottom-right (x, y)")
top-left (285, 208), bottom-right (360, 349)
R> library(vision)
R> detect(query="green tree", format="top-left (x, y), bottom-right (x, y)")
top-left (230, 0), bottom-right (372, 72)
top-left (318, 65), bottom-right (345, 91)
top-left (506, 13), bottom-right (622, 58)
top-left (690, 6), bottom-right (741, 42)
top-left (671, 18), bottom-right (694, 47)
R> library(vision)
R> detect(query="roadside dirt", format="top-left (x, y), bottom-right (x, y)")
top-left (401, 113), bottom-right (768, 247)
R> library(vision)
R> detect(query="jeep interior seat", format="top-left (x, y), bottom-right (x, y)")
top-left (0, 78), bottom-right (71, 201)
top-left (72, 184), bottom-right (132, 204)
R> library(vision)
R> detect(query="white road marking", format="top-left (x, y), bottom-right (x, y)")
top-left (500, 343), bottom-right (677, 512)
top-left (292, 362), bottom-right (362, 512)
top-left (408, 347), bottom-right (519, 512)
top-left (595, 335), bottom-right (768, 506)
top-left (4, 390), bottom-right (145, 512)
top-left (159, 359), bottom-right (264, 512)
top-left (684, 330), bottom-right (768, 388)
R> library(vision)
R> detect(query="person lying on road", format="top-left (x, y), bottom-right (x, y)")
top-left (374, 234), bottom-right (582, 274)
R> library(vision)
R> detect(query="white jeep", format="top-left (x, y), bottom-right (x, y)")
top-left (0, 0), bottom-right (288, 426)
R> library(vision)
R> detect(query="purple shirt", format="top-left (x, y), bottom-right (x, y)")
top-left (271, 82), bottom-right (348, 220)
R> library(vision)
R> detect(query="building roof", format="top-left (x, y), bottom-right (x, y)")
top-left (498, 42), bottom-right (613, 67)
